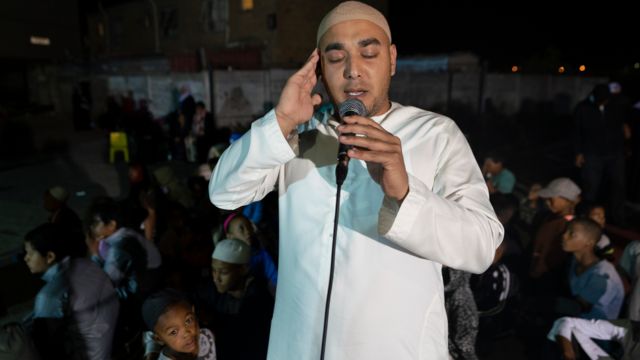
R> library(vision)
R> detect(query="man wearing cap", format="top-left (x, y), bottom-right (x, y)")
top-left (209, 2), bottom-right (503, 358)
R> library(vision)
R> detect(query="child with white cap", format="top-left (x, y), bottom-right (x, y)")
top-left (195, 239), bottom-right (273, 360)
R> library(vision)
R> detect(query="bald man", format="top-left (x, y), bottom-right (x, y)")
top-left (209, 2), bottom-right (503, 358)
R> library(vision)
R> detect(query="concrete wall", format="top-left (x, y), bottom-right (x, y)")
top-left (96, 68), bottom-right (606, 131)
top-left (86, 0), bottom-right (388, 67)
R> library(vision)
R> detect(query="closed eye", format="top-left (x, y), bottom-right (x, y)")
top-left (326, 51), bottom-right (345, 63)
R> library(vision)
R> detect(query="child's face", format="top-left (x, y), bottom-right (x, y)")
top-left (211, 259), bottom-right (246, 294)
top-left (561, 224), bottom-right (595, 253)
top-left (545, 196), bottom-right (573, 215)
top-left (23, 242), bottom-right (51, 274)
top-left (154, 303), bottom-right (200, 356)
top-left (227, 217), bottom-right (253, 245)
top-left (482, 158), bottom-right (502, 175)
top-left (89, 216), bottom-right (117, 241)
top-left (588, 207), bottom-right (606, 228)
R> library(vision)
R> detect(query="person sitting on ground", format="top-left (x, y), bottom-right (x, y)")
top-left (560, 218), bottom-right (624, 320)
top-left (529, 178), bottom-right (581, 291)
top-left (23, 223), bottom-right (119, 360)
top-left (142, 289), bottom-right (216, 360)
top-left (482, 152), bottom-right (516, 194)
top-left (471, 240), bottom-right (519, 356)
top-left (84, 196), bottom-right (162, 299)
top-left (223, 213), bottom-right (278, 295)
top-left (195, 239), bottom-right (274, 360)
top-left (586, 204), bottom-right (615, 261)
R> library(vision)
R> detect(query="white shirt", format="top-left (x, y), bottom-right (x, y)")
top-left (209, 103), bottom-right (503, 359)
top-left (548, 317), bottom-right (627, 360)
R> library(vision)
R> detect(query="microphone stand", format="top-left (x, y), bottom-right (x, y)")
top-left (319, 144), bottom-right (350, 360)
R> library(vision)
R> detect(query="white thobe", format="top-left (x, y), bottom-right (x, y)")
top-left (209, 102), bottom-right (503, 359)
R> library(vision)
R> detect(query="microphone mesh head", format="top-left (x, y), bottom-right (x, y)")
top-left (339, 98), bottom-right (366, 117)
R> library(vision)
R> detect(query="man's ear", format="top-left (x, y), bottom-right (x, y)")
top-left (45, 251), bottom-right (56, 265)
top-left (316, 56), bottom-right (323, 81)
top-left (389, 44), bottom-right (397, 77)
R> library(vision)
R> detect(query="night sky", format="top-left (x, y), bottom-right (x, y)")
top-left (388, 1), bottom-right (637, 75)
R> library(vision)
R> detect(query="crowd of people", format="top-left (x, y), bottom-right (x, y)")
top-left (1, 1), bottom-right (640, 359)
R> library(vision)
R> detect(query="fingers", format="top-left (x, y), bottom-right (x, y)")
top-left (311, 93), bottom-right (323, 107)
top-left (339, 132), bottom-right (400, 153)
top-left (347, 148), bottom-right (402, 163)
top-left (341, 114), bottom-right (384, 130)
top-left (337, 115), bottom-right (398, 146)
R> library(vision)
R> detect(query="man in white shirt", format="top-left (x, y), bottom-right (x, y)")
top-left (209, 1), bottom-right (503, 359)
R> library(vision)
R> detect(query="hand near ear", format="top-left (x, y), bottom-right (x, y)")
top-left (275, 49), bottom-right (323, 138)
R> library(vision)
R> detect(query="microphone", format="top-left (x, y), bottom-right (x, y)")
top-left (335, 98), bottom-right (366, 185)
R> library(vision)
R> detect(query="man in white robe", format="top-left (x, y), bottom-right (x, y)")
top-left (209, 2), bottom-right (503, 359)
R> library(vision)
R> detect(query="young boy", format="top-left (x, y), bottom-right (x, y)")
top-left (23, 223), bottom-right (119, 360)
top-left (530, 178), bottom-right (581, 283)
top-left (196, 238), bottom-right (274, 360)
top-left (142, 289), bottom-right (216, 360)
top-left (561, 218), bottom-right (624, 320)
top-left (84, 196), bottom-right (162, 299)
top-left (482, 152), bottom-right (516, 194)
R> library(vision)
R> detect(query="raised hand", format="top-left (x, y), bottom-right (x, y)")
top-left (275, 49), bottom-right (323, 137)
top-left (337, 114), bottom-right (409, 202)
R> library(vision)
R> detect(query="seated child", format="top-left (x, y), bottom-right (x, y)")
top-left (195, 238), bottom-right (274, 360)
top-left (142, 289), bottom-right (216, 360)
top-left (561, 218), bottom-right (624, 320)
top-left (482, 152), bottom-right (516, 194)
top-left (23, 223), bottom-right (119, 360)
top-left (586, 204), bottom-right (615, 261)
top-left (529, 178), bottom-right (581, 290)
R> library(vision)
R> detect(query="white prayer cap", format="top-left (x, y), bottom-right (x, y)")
top-left (316, 1), bottom-right (391, 46)
top-left (212, 239), bottom-right (250, 264)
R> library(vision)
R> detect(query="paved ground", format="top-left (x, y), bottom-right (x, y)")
top-left (0, 117), bottom-right (198, 324)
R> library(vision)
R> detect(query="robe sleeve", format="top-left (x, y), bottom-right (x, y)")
top-left (209, 110), bottom-right (295, 210)
top-left (379, 120), bottom-right (503, 273)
